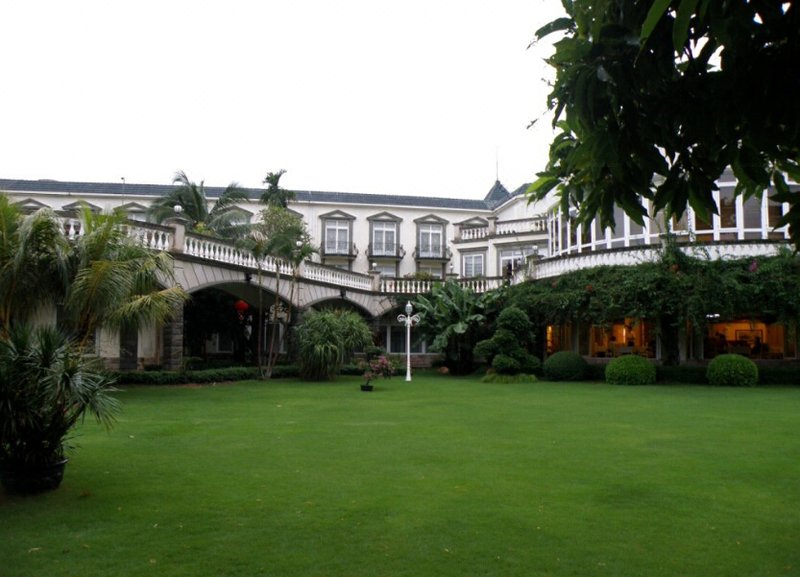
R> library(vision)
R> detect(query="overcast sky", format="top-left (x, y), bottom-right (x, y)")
top-left (1, 1), bottom-right (565, 200)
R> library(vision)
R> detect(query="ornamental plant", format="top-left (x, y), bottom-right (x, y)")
top-left (605, 354), bottom-right (656, 386)
top-left (362, 355), bottom-right (396, 385)
top-left (542, 351), bottom-right (588, 382)
top-left (706, 354), bottom-right (759, 387)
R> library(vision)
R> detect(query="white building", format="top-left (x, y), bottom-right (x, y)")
top-left (2, 173), bottom-right (797, 367)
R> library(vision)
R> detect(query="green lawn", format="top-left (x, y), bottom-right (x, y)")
top-left (2, 375), bottom-right (799, 577)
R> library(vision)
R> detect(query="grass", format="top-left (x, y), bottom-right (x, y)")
top-left (2, 374), bottom-right (800, 577)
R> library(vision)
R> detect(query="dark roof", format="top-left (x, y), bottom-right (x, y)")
top-left (0, 178), bottom-right (522, 211)
top-left (483, 180), bottom-right (510, 207)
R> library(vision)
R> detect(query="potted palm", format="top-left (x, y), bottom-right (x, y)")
top-left (0, 325), bottom-right (120, 494)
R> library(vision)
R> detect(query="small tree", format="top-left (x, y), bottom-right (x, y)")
top-left (294, 309), bottom-right (372, 381)
top-left (474, 306), bottom-right (540, 376)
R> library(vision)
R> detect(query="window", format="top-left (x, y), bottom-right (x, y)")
top-left (373, 263), bottom-right (397, 277)
top-left (768, 195), bottom-right (784, 228)
top-left (418, 224), bottom-right (443, 258)
top-left (719, 190), bottom-right (737, 228)
top-left (388, 326), bottom-right (425, 353)
top-left (462, 253), bottom-right (484, 278)
top-left (325, 219), bottom-right (350, 254)
top-left (372, 221), bottom-right (397, 256)
top-left (499, 247), bottom-right (535, 273)
top-left (417, 264), bottom-right (443, 279)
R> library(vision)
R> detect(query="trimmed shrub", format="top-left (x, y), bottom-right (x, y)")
top-left (706, 354), bottom-right (759, 387)
top-left (605, 355), bottom-right (657, 385)
top-left (519, 353), bottom-right (542, 375)
top-left (113, 365), bottom-right (300, 385)
top-left (492, 354), bottom-right (521, 375)
top-left (542, 351), bottom-right (588, 381)
top-left (473, 338), bottom-right (496, 363)
top-left (482, 370), bottom-right (537, 384)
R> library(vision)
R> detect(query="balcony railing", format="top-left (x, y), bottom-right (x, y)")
top-left (368, 242), bottom-right (406, 259)
top-left (321, 241), bottom-right (358, 258)
top-left (379, 276), bottom-right (506, 295)
top-left (456, 216), bottom-right (548, 242)
top-left (413, 246), bottom-right (452, 260)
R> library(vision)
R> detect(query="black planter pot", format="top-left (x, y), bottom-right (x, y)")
top-left (360, 384), bottom-right (374, 391)
top-left (0, 458), bottom-right (69, 494)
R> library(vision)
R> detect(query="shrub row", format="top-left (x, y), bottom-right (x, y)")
top-left (541, 354), bottom-right (798, 386)
top-left (116, 357), bottom-right (799, 386)
top-left (112, 365), bottom-right (299, 385)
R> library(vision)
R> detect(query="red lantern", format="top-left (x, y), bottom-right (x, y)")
top-left (234, 300), bottom-right (250, 318)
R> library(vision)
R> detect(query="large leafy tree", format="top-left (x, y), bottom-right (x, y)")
top-left (413, 280), bottom-right (502, 374)
top-left (148, 171), bottom-right (250, 238)
top-left (529, 0), bottom-right (800, 246)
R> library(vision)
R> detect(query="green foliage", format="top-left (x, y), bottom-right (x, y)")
top-left (294, 309), bottom-right (372, 381)
top-left (492, 353), bottom-right (520, 375)
top-left (0, 197), bottom-right (187, 347)
top-left (481, 370), bottom-right (538, 384)
top-left (114, 365), bottom-right (301, 385)
top-left (413, 280), bottom-right (502, 375)
top-left (147, 170), bottom-right (250, 238)
top-left (542, 351), bottom-right (588, 382)
top-left (530, 1), bottom-right (800, 248)
top-left (0, 325), bottom-right (119, 471)
top-left (706, 354), bottom-right (759, 387)
top-left (474, 305), bottom-right (539, 377)
top-left (508, 248), bottom-right (800, 366)
top-left (261, 169), bottom-right (295, 208)
top-left (605, 355), bottom-right (657, 385)
top-left (519, 353), bottom-right (543, 375)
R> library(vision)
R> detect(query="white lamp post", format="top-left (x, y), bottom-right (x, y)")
top-left (397, 301), bottom-right (420, 382)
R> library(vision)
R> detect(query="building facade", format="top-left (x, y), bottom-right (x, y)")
top-left (1, 173), bottom-right (797, 367)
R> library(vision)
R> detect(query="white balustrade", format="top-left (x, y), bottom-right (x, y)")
top-left (461, 227), bottom-right (488, 241)
top-left (495, 217), bottom-right (547, 236)
top-left (303, 262), bottom-right (373, 291)
top-left (531, 242), bottom-right (785, 280)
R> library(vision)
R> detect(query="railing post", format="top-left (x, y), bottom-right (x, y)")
top-left (169, 221), bottom-right (186, 254)
top-left (369, 266), bottom-right (382, 292)
top-left (487, 216), bottom-right (497, 236)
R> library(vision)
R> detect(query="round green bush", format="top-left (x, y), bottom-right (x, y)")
top-left (492, 354), bottom-right (521, 375)
top-left (542, 351), bottom-right (588, 381)
top-left (706, 354), bottom-right (759, 387)
top-left (605, 354), bottom-right (656, 385)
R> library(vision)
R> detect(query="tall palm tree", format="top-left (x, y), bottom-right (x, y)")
top-left (261, 169), bottom-right (295, 208)
top-left (148, 171), bottom-right (250, 238)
